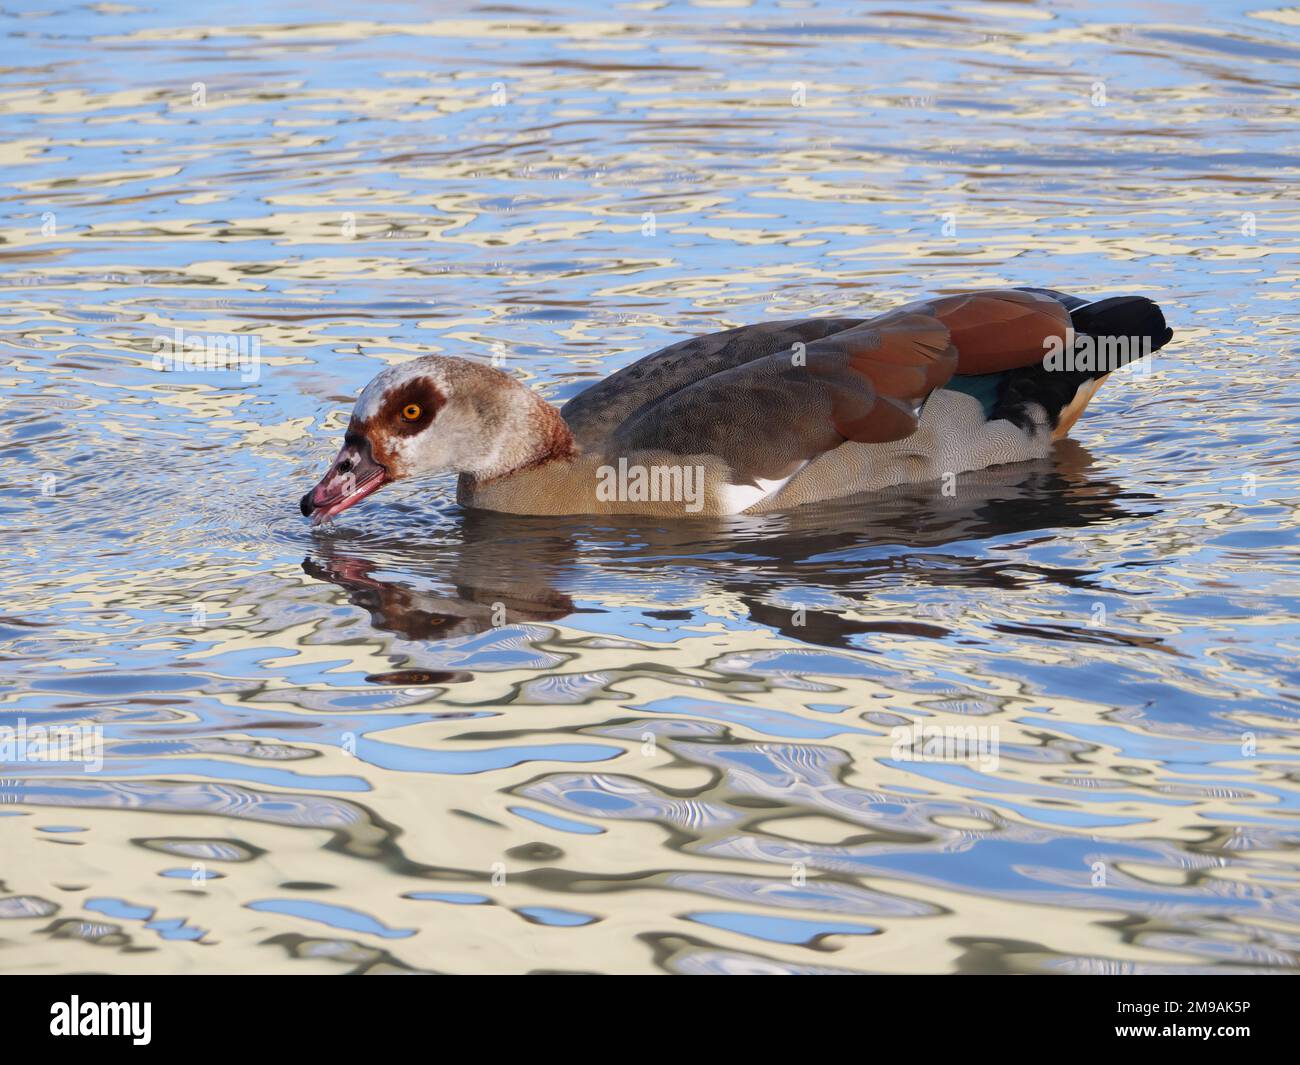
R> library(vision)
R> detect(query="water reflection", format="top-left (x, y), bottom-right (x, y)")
top-left (302, 441), bottom-right (1151, 652)
top-left (304, 546), bottom-right (575, 644)
top-left (3, 0), bottom-right (1299, 974)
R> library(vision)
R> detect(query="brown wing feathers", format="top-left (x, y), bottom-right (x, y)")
top-left (909, 289), bottom-right (1070, 375)
top-left (609, 309), bottom-right (960, 483)
top-left (593, 289), bottom-right (1067, 486)
top-left (812, 312), bottom-right (958, 443)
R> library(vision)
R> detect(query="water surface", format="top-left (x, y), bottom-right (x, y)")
top-left (2, 0), bottom-right (1299, 973)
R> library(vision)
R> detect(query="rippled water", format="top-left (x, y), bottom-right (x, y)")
top-left (3, 0), bottom-right (1299, 974)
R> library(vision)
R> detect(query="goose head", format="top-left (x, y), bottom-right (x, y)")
top-left (300, 355), bottom-right (570, 523)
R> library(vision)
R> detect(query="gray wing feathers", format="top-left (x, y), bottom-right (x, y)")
top-left (560, 317), bottom-right (863, 447)
top-left (607, 350), bottom-right (869, 485)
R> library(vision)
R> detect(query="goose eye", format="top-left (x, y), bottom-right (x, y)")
top-left (401, 403), bottom-right (422, 421)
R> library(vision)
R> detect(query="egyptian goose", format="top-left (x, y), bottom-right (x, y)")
top-left (300, 287), bottom-right (1172, 521)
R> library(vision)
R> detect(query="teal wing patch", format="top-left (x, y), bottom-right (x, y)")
top-left (939, 373), bottom-right (1003, 419)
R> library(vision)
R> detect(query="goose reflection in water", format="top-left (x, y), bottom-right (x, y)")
top-left (302, 440), bottom-right (1157, 653)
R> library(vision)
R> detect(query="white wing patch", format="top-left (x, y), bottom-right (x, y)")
top-left (717, 465), bottom-right (808, 515)
top-left (746, 391), bottom-right (1054, 513)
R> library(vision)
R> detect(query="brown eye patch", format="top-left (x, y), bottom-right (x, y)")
top-left (379, 377), bottom-right (443, 436)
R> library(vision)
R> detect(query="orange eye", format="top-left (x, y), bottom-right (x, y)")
top-left (401, 403), bottom-right (422, 421)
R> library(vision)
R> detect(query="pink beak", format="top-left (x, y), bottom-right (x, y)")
top-left (300, 435), bottom-right (387, 524)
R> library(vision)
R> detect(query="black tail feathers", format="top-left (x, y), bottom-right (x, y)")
top-left (1069, 296), bottom-right (1173, 354)
top-left (991, 290), bottom-right (1174, 431)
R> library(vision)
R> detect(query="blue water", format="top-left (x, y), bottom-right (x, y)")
top-left (1, 0), bottom-right (1298, 973)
